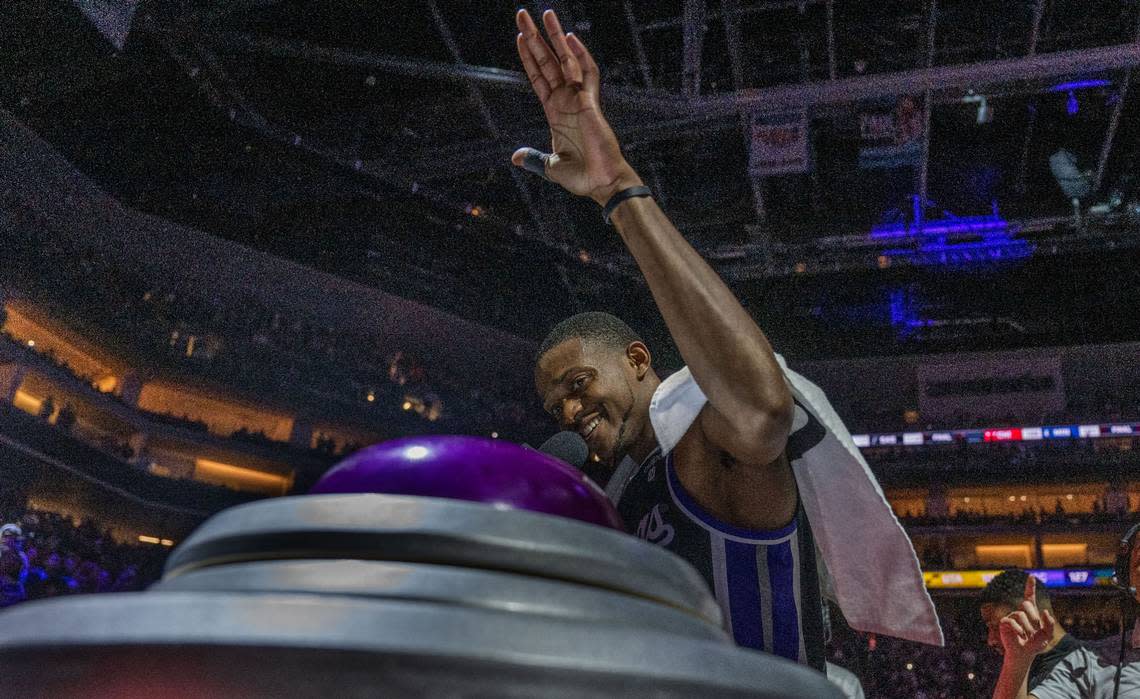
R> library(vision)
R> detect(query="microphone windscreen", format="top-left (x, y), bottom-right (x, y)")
top-left (538, 431), bottom-right (589, 469)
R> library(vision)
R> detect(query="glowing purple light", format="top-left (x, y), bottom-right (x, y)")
top-left (870, 216), bottom-right (1010, 240)
top-left (1050, 79), bottom-right (1111, 92)
top-left (873, 214), bottom-right (1032, 269)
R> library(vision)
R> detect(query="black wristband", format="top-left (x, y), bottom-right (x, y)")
top-left (602, 185), bottom-right (653, 225)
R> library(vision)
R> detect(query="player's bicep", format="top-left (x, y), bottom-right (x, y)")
top-left (696, 401), bottom-right (791, 469)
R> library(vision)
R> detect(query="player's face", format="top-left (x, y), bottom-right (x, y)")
top-left (980, 602), bottom-right (1014, 654)
top-left (535, 338), bottom-right (644, 465)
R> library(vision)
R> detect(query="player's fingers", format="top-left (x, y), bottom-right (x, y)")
top-left (541, 10), bottom-right (583, 87)
top-left (1010, 611), bottom-right (1033, 633)
top-left (511, 147), bottom-right (551, 181)
top-left (1001, 616), bottom-right (1028, 640)
top-left (516, 9), bottom-right (563, 89)
top-left (1020, 599), bottom-right (1042, 629)
top-left (566, 33), bottom-right (600, 96)
top-left (1024, 574), bottom-right (1036, 603)
top-left (1042, 608), bottom-right (1056, 636)
top-left (516, 34), bottom-right (552, 102)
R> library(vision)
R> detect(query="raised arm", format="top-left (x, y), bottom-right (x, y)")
top-left (992, 576), bottom-right (1054, 699)
top-left (512, 9), bottom-right (792, 467)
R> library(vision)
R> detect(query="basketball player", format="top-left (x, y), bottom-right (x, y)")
top-left (517, 8), bottom-right (940, 674)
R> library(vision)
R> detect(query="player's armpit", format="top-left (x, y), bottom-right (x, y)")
top-left (697, 397), bottom-right (793, 469)
top-left (667, 405), bottom-right (798, 531)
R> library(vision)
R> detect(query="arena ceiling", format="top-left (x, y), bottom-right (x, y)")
top-left (4, 0), bottom-right (1140, 359)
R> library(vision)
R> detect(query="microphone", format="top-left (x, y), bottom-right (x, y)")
top-left (536, 431), bottom-right (589, 470)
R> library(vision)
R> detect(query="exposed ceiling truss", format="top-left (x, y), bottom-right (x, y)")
top-left (128, 1), bottom-right (1140, 281)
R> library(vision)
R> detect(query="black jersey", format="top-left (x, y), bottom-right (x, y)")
top-left (611, 399), bottom-right (828, 672)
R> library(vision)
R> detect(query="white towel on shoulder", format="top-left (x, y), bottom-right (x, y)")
top-left (646, 359), bottom-right (944, 647)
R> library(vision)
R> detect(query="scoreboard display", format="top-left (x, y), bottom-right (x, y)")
top-left (851, 422), bottom-right (1138, 448)
top-left (923, 568), bottom-right (1116, 589)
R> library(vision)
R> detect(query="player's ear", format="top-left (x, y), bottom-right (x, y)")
top-left (626, 341), bottom-right (652, 380)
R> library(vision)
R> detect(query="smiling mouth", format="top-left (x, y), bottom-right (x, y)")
top-left (580, 413), bottom-right (602, 440)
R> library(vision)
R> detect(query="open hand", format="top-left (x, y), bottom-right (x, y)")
top-left (998, 575), bottom-right (1056, 662)
top-left (511, 9), bottom-right (642, 206)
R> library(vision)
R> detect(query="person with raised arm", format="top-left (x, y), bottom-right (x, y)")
top-left (993, 575), bottom-right (1140, 699)
top-left (514, 8), bottom-right (941, 679)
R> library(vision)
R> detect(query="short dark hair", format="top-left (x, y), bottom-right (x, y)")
top-left (536, 312), bottom-right (643, 364)
top-left (980, 569), bottom-right (1053, 611)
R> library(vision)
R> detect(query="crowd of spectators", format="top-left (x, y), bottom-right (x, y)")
top-left (828, 611), bottom-right (1000, 699)
top-left (0, 503), bottom-right (995, 699)
top-left (901, 499), bottom-right (1138, 529)
top-left (1, 333), bottom-right (371, 474)
top-left (845, 397), bottom-right (1140, 436)
top-left (0, 507), bottom-right (167, 609)
top-left (0, 330), bottom-right (208, 438)
top-left (6, 196), bottom-right (1138, 451)
top-left (864, 436), bottom-right (1140, 477)
top-left (140, 407), bottom-right (210, 434)
top-left (21, 388), bottom-right (142, 462)
top-left (5, 194), bottom-right (1140, 697)
top-left (0, 202), bottom-right (547, 442)
top-left (3, 500), bottom-right (1135, 698)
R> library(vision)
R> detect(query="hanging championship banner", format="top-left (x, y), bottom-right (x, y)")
top-left (748, 111), bottom-right (811, 176)
top-left (918, 355), bottom-right (1065, 422)
top-left (858, 96), bottom-right (924, 170)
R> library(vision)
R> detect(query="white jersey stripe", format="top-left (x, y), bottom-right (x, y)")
top-left (754, 540), bottom-right (775, 654)
top-left (791, 528), bottom-right (807, 664)
top-left (710, 532), bottom-right (734, 639)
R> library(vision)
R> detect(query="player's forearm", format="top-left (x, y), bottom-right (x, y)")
top-left (992, 655), bottom-right (1033, 699)
top-left (608, 188), bottom-right (793, 441)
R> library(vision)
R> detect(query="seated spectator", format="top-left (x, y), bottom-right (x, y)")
top-left (0, 524), bottom-right (29, 607)
top-left (3, 508), bottom-right (167, 604)
top-left (55, 403), bottom-right (76, 433)
top-left (38, 395), bottom-right (54, 421)
top-left (24, 550), bottom-right (78, 598)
